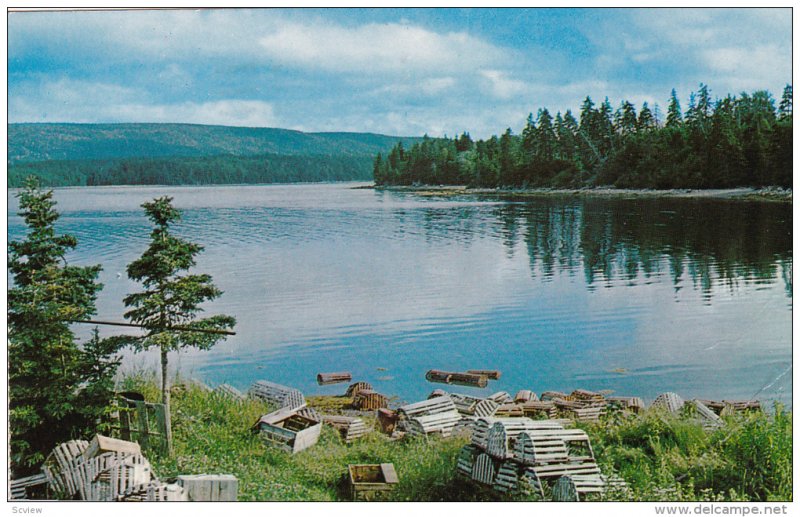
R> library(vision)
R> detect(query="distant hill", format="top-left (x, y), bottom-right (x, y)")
top-left (8, 123), bottom-right (421, 164)
top-left (7, 123), bottom-right (423, 187)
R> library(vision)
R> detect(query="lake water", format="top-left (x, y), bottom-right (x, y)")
top-left (7, 183), bottom-right (793, 407)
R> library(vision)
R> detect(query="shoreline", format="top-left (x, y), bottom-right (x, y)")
top-left (367, 184), bottom-right (793, 202)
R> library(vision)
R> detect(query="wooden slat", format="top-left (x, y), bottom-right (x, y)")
top-left (551, 476), bottom-right (579, 501)
top-left (471, 453), bottom-right (497, 486)
top-left (135, 401), bottom-right (150, 451)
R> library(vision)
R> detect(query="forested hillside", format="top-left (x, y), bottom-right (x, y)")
top-left (7, 123), bottom-right (421, 187)
top-left (374, 85), bottom-right (793, 189)
top-left (8, 154), bottom-right (375, 187)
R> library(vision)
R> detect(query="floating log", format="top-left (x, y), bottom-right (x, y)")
top-left (466, 369), bottom-right (502, 380)
top-left (345, 381), bottom-right (373, 397)
top-left (347, 464), bottom-right (399, 501)
top-left (425, 369), bottom-right (488, 388)
top-left (316, 372), bottom-right (352, 386)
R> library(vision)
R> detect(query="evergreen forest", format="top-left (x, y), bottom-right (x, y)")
top-left (373, 85), bottom-right (793, 189)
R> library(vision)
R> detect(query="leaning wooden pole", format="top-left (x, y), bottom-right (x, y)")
top-left (68, 319), bottom-right (236, 335)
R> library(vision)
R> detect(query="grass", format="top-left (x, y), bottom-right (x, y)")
top-left (120, 374), bottom-right (791, 502)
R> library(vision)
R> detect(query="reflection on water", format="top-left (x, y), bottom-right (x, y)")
top-left (7, 184), bottom-right (792, 406)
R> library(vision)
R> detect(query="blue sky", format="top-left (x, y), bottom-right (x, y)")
top-left (7, 7), bottom-right (793, 138)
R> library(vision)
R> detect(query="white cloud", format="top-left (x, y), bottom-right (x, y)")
top-left (701, 45), bottom-right (789, 92)
top-left (10, 78), bottom-right (279, 127)
top-left (479, 70), bottom-right (529, 100)
top-left (258, 20), bottom-right (509, 74)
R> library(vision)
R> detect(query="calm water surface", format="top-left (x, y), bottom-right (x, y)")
top-left (7, 183), bottom-right (793, 406)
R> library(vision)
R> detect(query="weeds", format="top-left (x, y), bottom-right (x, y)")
top-left (129, 379), bottom-right (791, 502)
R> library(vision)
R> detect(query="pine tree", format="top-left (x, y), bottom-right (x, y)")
top-left (8, 177), bottom-right (120, 472)
top-left (778, 84), bottom-right (792, 120)
top-left (121, 197), bottom-right (236, 415)
top-left (666, 88), bottom-right (683, 128)
top-left (638, 102), bottom-right (655, 131)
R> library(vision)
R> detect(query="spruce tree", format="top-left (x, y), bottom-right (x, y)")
top-left (121, 196), bottom-right (236, 413)
top-left (8, 177), bottom-right (120, 472)
top-left (666, 88), bottom-right (683, 128)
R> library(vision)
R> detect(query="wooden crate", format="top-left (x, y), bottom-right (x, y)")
top-left (376, 408), bottom-right (399, 435)
top-left (177, 474), bottom-right (238, 501)
top-left (81, 435), bottom-right (141, 461)
top-left (254, 407), bottom-right (322, 454)
top-left (347, 464), bottom-right (399, 501)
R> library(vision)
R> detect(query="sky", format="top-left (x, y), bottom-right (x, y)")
top-left (7, 7), bottom-right (793, 138)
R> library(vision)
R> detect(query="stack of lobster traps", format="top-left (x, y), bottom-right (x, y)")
top-left (455, 417), bottom-right (626, 501)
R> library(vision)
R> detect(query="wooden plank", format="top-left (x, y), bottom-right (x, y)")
top-left (380, 464), bottom-right (399, 484)
top-left (82, 435), bottom-right (141, 461)
top-left (134, 402), bottom-right (150, 451)
top-left (119, 407), bottom-right (132, 441)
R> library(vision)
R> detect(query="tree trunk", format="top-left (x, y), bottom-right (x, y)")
top-left (161, 346), bottom-right (170, 409)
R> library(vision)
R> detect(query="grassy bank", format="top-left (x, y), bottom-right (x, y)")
top-left (121, 375), bottom-right (791, 502)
